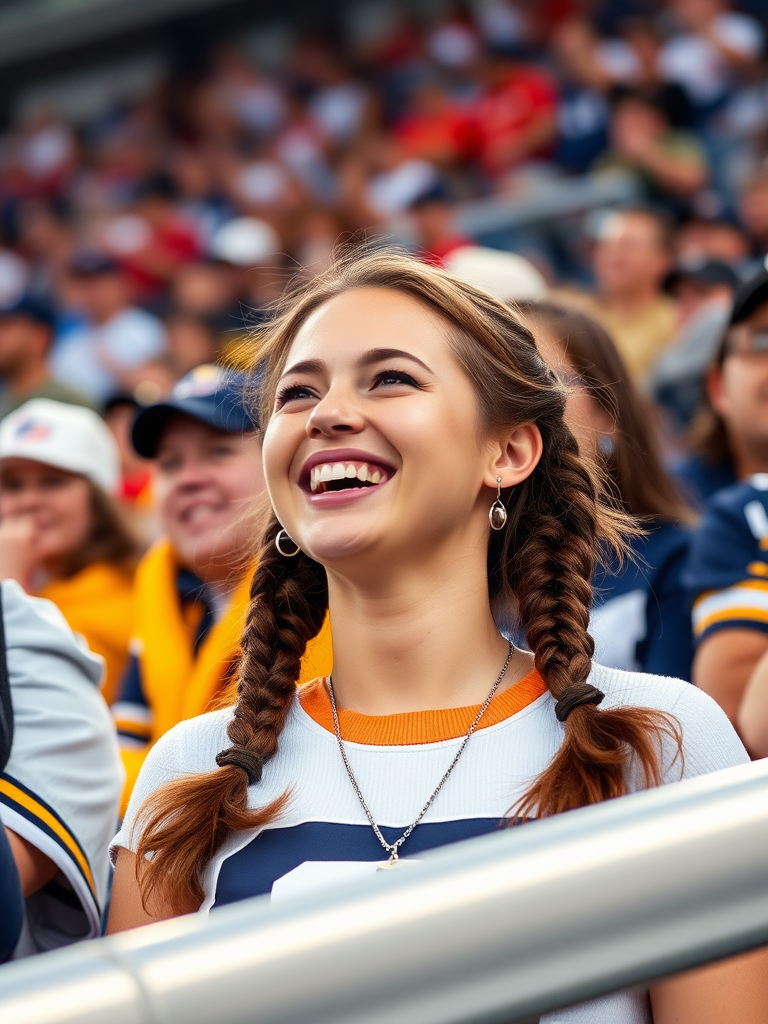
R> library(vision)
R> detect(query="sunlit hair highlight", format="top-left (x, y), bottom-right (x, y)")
top-left (135, 246), bottom-right (681, 914)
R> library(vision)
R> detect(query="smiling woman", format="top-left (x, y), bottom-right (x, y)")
top-left (108, 249), bottom-right (766, 1023)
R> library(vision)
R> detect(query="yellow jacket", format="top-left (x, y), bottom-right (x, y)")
top-left (114, 539), bottom-right (332, 811)
top-left (38, 561), bottom-right (134, 705)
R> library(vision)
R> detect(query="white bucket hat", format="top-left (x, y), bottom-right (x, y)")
top-left (0, 399), bottom-right (120, 494)
top-left (444, 246), bottom-right (547, 303)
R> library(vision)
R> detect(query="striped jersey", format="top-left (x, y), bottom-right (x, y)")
top-left (0, 581), bottom-right (123, 956)
top-left (114, 659), bottom-right (746, 1023)
top-left (686, 473), bottom-right (768, 643)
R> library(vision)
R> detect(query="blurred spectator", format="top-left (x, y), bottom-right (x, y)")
top-left (410, 182), bottom-right (472, 267)
top-left (674, 215), bottom-right (750, 267)
top-left (0, 399), bottom-right (140, 703)
top-left (680, 266), bottom-right (768, 503)
top-left (688, 471), bottom-right (768, 734)
top-left (524, 301), bottom-right (696, 679)
top-left (164, 310), bottom-right (219, 377)
top-left (102, 395), bottom-right (154, 507)
top-left (0, 579), bottom-right (122, 956)
top-left (103, 173), bottom-right (199, 299)
top-left (553, 205), bottom-right (677, 380)
top-left (394, 79), bottom-right (475, 170)
top-left (550, 18), bottom-right (611, 175)
top-left (650, 258), bottom-right (740, 431)
top-left (658, 0), bottom-right (764, 120)
top-left (0, 295), bottom-right (93, 419)
top-left (170, 260), bottom-right (234, 317)
top-left (470, 46), bottom-right (557, 182)
top-left (737, 168), bottom-right (768, 257)
top-left (599, 86), bottom-right (708, 206)
top-left (112, 365), bottom-right (333, 811)
top-left (51, 253), bottom-right (167, 406)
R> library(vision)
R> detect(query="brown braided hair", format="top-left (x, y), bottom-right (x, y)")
top-left (135, 247), bottom-right (680, 914)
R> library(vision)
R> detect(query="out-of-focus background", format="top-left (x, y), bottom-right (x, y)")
top-left (0, 0), bottom-right (767, 445)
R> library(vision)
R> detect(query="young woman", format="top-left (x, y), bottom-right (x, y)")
top-left (109, 251), bottom-right (765, 1022)
top-left (519, 301), bottom-right (696, 680)
top-left (0, 399), bottom-right (140, 702)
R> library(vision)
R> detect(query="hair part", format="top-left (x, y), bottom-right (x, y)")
top-left (135, 246), bottom-right (680, 914)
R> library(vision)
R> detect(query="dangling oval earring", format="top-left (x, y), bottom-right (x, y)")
top-left (489, 476), bottom-right (508, 531)
top-left (275, 528), bottom-right (301, 557)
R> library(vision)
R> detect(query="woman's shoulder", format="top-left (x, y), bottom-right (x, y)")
top-left (142, 706), bottom-right (236, 775)
top-left (589, 662), bottom-right (749, 778)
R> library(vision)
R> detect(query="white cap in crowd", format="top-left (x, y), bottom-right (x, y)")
top-left (444, 245), bottom-right (547, 303)
top-left (0, 399), bottom-right (120, 494)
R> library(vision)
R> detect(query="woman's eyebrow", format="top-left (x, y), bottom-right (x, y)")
top-left (359, 348), bottom-right (434, 374)
top-left (280, 358), bottom-right (325, 378)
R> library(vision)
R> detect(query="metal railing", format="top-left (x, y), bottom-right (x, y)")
top-left (1, 758), bottom-right (768, 1024)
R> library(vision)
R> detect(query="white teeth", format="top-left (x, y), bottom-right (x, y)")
top-left (308, 461), bottom-right (387, 492)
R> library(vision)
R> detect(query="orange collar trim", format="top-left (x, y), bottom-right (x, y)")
top-left (299, 669), bottom-right (548, 746)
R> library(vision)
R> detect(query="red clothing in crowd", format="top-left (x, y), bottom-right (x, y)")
top-left (471, 66), bottom-right (557, 177)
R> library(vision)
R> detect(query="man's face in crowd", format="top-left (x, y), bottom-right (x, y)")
top-left (0, 316), bottom-right (47, 375)
top-left (593, 212), bottom-right (672, 300)
top-left (710, 301), bottom-right (768, 465)
top-left (153, 414), bottom-right (265, 582)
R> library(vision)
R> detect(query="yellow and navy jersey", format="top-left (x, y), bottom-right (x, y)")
top-left (112, 567), bottom-right (214, 750)
top-left (114, 661), bottom-right (745, 1021)
top-left (686, 474), bottom-right (768, 644)
top-left (0, 580), bottom-right (122, 957)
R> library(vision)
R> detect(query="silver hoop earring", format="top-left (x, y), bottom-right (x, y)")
top-left (275, 528), bottom-right (300, 557)
top-left (489, 476), bottom-right (508, 531)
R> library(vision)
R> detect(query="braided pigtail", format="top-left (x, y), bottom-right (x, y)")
top-left (135, 514), bottom-right (328, 913)
top-left (495, 420), bottom-right (682, 819)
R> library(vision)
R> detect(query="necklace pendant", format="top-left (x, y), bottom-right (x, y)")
top-left (379, 848), bottom-right (399, 869)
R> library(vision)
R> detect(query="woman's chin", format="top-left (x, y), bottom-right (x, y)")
top-left (300, 523), bottom-right (378, 566)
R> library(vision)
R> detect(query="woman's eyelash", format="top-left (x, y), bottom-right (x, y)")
top-left (372, 369), bottom-right (421, 388)
top-left (276, 383), bottom-right (318, 406)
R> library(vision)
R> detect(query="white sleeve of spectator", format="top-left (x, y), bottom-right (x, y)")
top-left (667, 680), bottom-right (750, 782)
top-left (0, 581), bottom-right (124, 952)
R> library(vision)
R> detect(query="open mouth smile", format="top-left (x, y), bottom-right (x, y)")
top-left (299, 450), bottom-right (396, 503)
top-left (310, 461), bottom-right (387, 494)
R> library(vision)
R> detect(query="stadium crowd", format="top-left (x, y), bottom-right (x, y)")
top-left (1, 0), bottom-right (768, 1002)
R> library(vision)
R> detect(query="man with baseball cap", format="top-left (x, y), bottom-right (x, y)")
top-left (684, 263), bottom-right (768, 743)
top-left (0, 295), bottom-right (92, 420)
top-left (113, 364), bottom-right (332, 810)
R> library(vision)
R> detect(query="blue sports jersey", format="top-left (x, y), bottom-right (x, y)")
top-left (686, 474), bottom-right (768, 644)
top-left (673, 454), bottom-right (737, 509)
top-left (590, 523), bottom-right (693, 680)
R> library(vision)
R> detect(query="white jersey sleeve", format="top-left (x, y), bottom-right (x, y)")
top-left (0, 581), bottom-right (123, 955)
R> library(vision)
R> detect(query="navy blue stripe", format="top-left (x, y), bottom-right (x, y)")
top-left (214, 818), bottom-right (505, 907)
top-left (0, 772), bottom-right (95, 903)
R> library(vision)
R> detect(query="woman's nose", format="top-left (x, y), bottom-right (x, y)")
top-left (306, 391), bottom-right (366, 438)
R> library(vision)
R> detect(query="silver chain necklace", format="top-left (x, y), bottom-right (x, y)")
top-left (327, 641), bottom-right (514, 867)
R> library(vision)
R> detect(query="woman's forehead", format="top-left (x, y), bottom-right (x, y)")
top-left (287, 287), bottom-right (449, 364)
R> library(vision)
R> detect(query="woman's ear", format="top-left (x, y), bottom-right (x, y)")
top-left (484, 422), bottom-right (543, 491)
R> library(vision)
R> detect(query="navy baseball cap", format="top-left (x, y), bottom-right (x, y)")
top-left (131, 364), bottom-right (258, 459)
top-left (0, 294), bottom-right (56, 329)
top-left (730, 261), bottom-right (768, 326)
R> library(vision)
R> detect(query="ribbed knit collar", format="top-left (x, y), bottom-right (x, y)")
top-left (299, 670), bottom-right (547, 746)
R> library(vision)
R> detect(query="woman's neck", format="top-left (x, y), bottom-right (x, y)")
top-left (326, 548), bottom-right (532, 716)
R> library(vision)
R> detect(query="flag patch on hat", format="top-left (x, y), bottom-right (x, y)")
top-left (15, 418), bottom-right (51, 441)
top-left (172, 364), bottom-right (224, 400)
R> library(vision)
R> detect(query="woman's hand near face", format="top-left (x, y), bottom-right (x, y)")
top-left (0, 513), bottom-right (38, 589)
